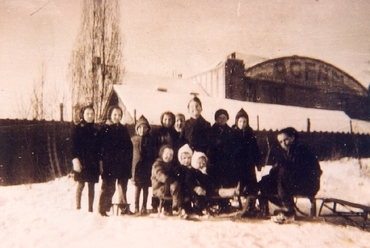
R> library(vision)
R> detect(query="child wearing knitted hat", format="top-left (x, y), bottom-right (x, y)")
top-left (131, 115), bottom-right (155, 215)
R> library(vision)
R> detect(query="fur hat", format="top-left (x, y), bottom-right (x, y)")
top-left (188, 96), bottom-right (202, 108)
top-left (177, 144), bottom-right (193, 163)
top-left (235, 108), bottom-right (249, 126)
top-left (135, 115), bottom-right (150, 132)
top-left (191, 151), bottom-right (208, 170)
top-left (214, 109), bottom-right (229, 121)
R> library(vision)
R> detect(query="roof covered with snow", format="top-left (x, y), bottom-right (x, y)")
top-left (113, 72), bottom-right (368, 133)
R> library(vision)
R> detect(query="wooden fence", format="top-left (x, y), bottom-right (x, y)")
top-left (0, 120), bottom-right (369, 186)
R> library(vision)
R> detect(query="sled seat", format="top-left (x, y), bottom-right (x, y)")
top-left (317, 198), bottom-right (370, 230)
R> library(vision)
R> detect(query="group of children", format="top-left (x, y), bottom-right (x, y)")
top-left (72, 96), bottom-right (263, 219)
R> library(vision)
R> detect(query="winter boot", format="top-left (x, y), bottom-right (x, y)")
top-left (258, 197), bottom-right (269, 217)
top-left (163, 201), bottom-right (173, 216)
top-left (141, 206), bottom-right (148, 216)
top-left (240, 196), bottom-right (257, 218)
top-left (120, 204), bottom-right (133, 215)
top-left (151, 196), bottom-right (159, 214)
top-left (271, 211), bottom-right (295, 224)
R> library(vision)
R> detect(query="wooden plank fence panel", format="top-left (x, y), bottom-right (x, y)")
top-left (0, 121), bottom-right (369, 185)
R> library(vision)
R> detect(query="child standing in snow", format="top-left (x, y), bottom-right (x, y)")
top-left (71, 106), bottom-right (100, 212)
top-left (151, 145), bottom-right (180, 215)
top-left (231, 108), bottom-right (261, 217)
top-left (182, 96), bottom-right (211, 153)
top-left (98, 106), bottom-right (133, 217)
top-left (131, 115), bottom-right (155, 215)
top-left (207, 109), bottom-right (234, 188)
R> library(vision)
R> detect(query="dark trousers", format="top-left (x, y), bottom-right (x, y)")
top-left (99, 178), bottom-right (116, 213)
top-left (99, 177), bottom-right (130, 213)
top-left (117, 178), bottom-right (129, 205)
top-left (134, 185), bottom-right (149, 211)
top-left (76, 181), bottom-right (95, 212)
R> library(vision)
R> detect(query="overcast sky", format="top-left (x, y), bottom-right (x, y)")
top-left (1, 0), bottom-right (370, 119)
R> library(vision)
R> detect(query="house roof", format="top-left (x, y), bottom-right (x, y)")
top-left (114, 72), bottom-right (364, 133)
top-left (351, 119), bottom-right (370, 135)
top-left (121, 72), bottom-right (207, 95)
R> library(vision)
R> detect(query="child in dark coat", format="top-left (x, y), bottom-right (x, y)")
top-left (98, 106), bottom-right (133, 217)
top-left (182, 96), bottom-right (211, 153)
top-left (207, 109), bottom-right (234, 188)
top-left (71, 106), bottom-right (100, 212)
top-left (189, 151), bottom-right (218, 216)
top-left (152, 111), bottom-right (179, 155)
top-left (131, 115), bottom-right (155, 215)
top-left (172, 143), bottom-right (194, 218)
top-left (231, 108), bottom-right (261, 217)
top-left (151, 145), bottom-right (180, 215)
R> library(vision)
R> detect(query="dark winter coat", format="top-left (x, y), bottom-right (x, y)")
top-left (190, 168), bottom-right (218, 197)
top-left (207, 123), bottom-right (233, 187)
top-left (277, 143), bottom-right (322, 196)
top-left (231, 126), bottom-right (261, 191)
top-left (71, 121), bottom-right (100, 183)
top-left (99, 123), bottom-right (133, 180)
top-left (182, 115), bottom-right (211, 153)
top-left (173, 163), bottom-right (193, 198)
top-left (131, 134), bottom-right (155, 187)
top-left (152, 126), bottom-right (179, 155)
top-left (231, 108), bottom-right (261, 192)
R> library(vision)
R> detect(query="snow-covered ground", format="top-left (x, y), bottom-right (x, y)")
top-left (1, 158), bottom-right (370, 248)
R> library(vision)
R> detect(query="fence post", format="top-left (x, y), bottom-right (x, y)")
top-left (59, 103), bottom-right (64, 122)
top-left (257, 115), bottom-right (260, 131)
top-left (307, 118), bottom-right (311, 133)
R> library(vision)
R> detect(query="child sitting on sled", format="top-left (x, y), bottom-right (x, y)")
top-left (151, 145), bottom-right (180, 216)
top-left (189, 151), bottom-right (219, 216)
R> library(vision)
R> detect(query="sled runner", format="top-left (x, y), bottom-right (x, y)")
top-left (317, 198), bottom-right (370, 230)
top-left (154, 191), bottom-right (242, 217)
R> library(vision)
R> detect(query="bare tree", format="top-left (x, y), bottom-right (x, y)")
top-left (18, 64), bottom-right (46, 120)
top-left (69, 0), bottom-right (123, 123)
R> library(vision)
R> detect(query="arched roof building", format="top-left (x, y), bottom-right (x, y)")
top-left (192, 53), bottom-right (369, 121)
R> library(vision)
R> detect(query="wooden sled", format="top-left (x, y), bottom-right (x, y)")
top-left (317, 198), bottom-right (370, 230)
